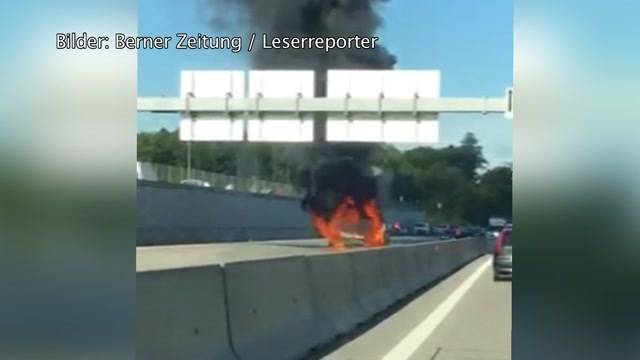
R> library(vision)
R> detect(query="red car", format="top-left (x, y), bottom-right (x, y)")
top-left (493, 228), bottom-right (513, 280)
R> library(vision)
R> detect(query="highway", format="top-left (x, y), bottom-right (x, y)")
top-left (137, 238), bottom-right (510, 359)
top-left (321, 256), bottom-right (511, 360)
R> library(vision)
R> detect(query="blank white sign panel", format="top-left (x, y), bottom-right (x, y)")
top-left (247, 71), bottom-right (314, 142)
top-left (180, 70), bottom-right (245, 141)
top-left (383, 114), bottom-right (439, 143)
top-left (326, 70), bottom-right (440, 143)
top-left (326, 114), bottom-right (438, 143)
top-left (179, 118), bottom-right (244, 141)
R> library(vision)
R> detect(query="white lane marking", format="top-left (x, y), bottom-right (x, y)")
top-left (381, 257), bottom-right (492, 360)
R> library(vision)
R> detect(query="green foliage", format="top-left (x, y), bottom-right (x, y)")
top-left (137, 129), bottom-right (512, 225)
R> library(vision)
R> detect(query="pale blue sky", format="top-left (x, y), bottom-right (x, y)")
top-left (138, 0), bottom-right (513, 165)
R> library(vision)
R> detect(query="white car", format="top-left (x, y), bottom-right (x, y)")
top-left (413, 223), bottom-right (430, 235)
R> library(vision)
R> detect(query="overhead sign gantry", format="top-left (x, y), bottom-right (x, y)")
top-left (138, 70), bottom-right (513, 143)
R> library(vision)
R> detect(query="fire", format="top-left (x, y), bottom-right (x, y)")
top-left (311, 196), bottom-right (386, 249)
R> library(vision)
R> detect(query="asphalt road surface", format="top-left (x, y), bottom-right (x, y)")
top-left (323, 255), bottom-right (511, 360)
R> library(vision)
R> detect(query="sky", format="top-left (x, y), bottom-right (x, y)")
top-left (138, 0), bottom-right (513, 166)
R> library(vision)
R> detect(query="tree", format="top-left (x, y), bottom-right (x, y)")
top-left (136, 129), bottom-right (511, 225)
top-left (445, 132), bottom-right (487, 179)
top-left (477, 166), bottom-right (513, 219)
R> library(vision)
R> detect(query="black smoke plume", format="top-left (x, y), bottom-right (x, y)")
top-left (208, 0), bottom-right (393, 238)
top-left (300, 150), bottom-right (378, 221)
top-left (208, 0), bottom-right (396, 70)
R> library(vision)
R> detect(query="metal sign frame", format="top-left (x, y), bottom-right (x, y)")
top-left (138, 96), bottom-right (510, 115)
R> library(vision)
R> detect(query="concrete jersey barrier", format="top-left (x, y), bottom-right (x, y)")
top-left (400, 244), bottom-right (424, 292)
top-left (224, 256), bottom-right (321, 360)
top-left (380, 246), bottom-right (412, 302)
top-left (136, 237), bottom-right (486, 359)
top-left (416, 243), bottom-right (437, 285)
top-left (349, 249), bottom-right (394, 316)
top-left (305, 252), bottom-right (368, 338)
top-left (136, 266), bottom-right (236, 360)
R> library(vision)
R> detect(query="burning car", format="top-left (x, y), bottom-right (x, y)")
top-left (301, 156), bottom-right (387, 249)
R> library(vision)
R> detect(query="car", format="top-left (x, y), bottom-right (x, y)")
top-left (485, 224), bottom-right (506, 249)
top-left (432, 224), bottom-right (447, 234)
top-left (179, 179), bottom-right (211, 187)
top-left (388, 221), bottom-right (410, 235)
top-left (466, 226), bottom-right (486, 237)
top-left (487, 225), bottom-right (503, 238)
top-left (412, 222), bottom-right (430, 235)
top-left (453, 226), bottom-right (471, 238)
top-left (493, 228), bottom-right (512, 281)
top-left (433, 224), bottom-right (453, 239)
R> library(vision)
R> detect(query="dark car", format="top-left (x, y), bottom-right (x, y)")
top-left (433, 224), bottom-right (452, 238)
top-left (455, 226), bottom-right (478, 238)
top-left (467, 226), bottom-right (486, 237)
top-left (493, 228), bottom-right (512, 280)
top-left (452, 226), bottom-right (464, 238)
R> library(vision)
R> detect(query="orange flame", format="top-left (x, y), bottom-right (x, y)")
top-left (311, 196), bottom-right (386, 249)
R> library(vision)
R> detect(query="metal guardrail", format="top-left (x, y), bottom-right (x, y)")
top-left (136, 161), bottom-right (302, 197)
